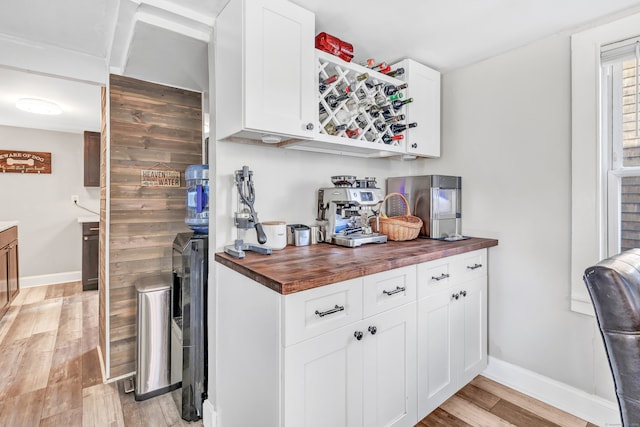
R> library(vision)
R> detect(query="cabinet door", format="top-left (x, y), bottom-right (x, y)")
top-left (82, 223), bottom-right (99, 291)
top-left (363, 303), bottom-right (417, 427)
top-left (417, 286), bottom-right (456, 418)
top-left (7, 241), bottom-right (18, 301)
top-left (244, 0), bottom-right (316, 139)
top-left (284, 320), bottom-right (364, 427)
top-left (394, 59), bottom-right (441, 158)
top-left (0, 247), bottom-right (9, 318)
top-left (84, 131), bottom-right (101, 187)
top-left (456, 277), bottom-right (487, 385)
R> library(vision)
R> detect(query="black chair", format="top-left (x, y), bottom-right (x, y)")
top-left (584, 249), bottom-right (640, 427)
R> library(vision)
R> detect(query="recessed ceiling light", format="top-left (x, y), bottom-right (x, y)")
top-left (16, 98), bottom-right (62, 115)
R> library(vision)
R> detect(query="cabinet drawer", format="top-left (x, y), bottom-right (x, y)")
top-left (417, 256), bottom-right (455, 299)
top-left (82, 222), bottom-right (100, 236)
top-left (454, 249), bottom-right (487, 282)
top-left (363, 266), bottom-right (416, 318)
top-left (283, 278), bottom-right (363, 347)
top-left (0, 226), bottom-right (17, 249)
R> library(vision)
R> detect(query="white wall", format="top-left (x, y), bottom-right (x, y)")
top-left (214, 141), bottom-right (427, 251)
top-left (425, 34), bottom-right (615, 401)
top-left (0, 125), bottom-right (100, 281)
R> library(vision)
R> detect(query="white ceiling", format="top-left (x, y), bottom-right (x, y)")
top-left (1, 0), bottom-right (640, 134)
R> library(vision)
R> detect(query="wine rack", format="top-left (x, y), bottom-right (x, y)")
top-left (316, 50), bottom-right (408, 154)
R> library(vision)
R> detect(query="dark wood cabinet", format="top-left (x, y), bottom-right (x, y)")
top-left (0, 226), bottom-right (19, 319)
top-left (82, 222), bottom-right (99, 291)
top-left (84, 131), bottom-right (101, 187)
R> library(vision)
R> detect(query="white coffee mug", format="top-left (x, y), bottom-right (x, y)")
top-left (261, 221), bottom-right (287, 250)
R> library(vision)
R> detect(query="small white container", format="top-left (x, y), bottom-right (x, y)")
top-left (261, 221), bottom-right (287, 250)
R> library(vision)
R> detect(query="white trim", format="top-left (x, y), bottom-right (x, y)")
top-left (570, 11), bottom-right (640, 315)
top-left (19, 271), bottom-right (81, 288)
top-left (483, 356), bottom-right (621, 426)
top-left (203, 399), bottom-right (217, 427)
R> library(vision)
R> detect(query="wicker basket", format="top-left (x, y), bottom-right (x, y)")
top-left (372, 193), bottom-right (423, 241)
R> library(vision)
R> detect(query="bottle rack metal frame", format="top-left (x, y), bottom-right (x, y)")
top-left (316, 50), bottom-right (407, 153)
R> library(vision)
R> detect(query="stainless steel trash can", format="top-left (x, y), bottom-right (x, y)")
top-left (134, 283), bottom-right (178, 400)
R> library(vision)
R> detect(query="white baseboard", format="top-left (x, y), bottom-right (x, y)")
top-left (19, 271), bottom-right (81, 288)
top-left (483, 356), bottom-right (621, 426)
top-left (203, 399), bottom-right (216, 427)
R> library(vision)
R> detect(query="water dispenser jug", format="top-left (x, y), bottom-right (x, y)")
top-left (185, 164), bottom-right (209, 233)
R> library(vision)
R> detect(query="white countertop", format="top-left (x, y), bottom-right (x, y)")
top-left (77, 215), bottom-right (100, 223)
top-left (0, 221), bottom-right (19, 233)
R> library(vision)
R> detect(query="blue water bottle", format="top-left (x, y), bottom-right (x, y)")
top-left (185, 164), bottom-right (209, 233)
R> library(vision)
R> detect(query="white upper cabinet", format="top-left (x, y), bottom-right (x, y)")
top-left (215, 0), bottom-right (316, 142)
top-left (392, 59), bottom-right (441, 158)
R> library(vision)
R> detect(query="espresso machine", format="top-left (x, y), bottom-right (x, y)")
top-left (317, 176), bottom-right (387, 248)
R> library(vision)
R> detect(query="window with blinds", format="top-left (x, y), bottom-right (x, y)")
top-left (602, 36), bottom-right (640, 252)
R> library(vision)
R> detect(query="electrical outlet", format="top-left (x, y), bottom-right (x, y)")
top-left (71, 195), bottom-right (79, 204)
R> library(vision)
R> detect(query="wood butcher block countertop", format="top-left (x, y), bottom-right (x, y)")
top-left (215, 237), bottom-right (498, 295)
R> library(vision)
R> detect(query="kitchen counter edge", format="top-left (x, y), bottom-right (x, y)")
top-left (215, 237), bottom-right (498, 295)
top-left (0, 221), bottom-right (19, 233)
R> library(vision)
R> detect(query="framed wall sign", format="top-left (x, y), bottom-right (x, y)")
top-left (140, 168), bottom-right (181, 187)
top-left (0, 150), bottom-right (52, 174)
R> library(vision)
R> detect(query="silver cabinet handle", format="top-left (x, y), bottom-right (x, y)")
top-left (467, 263), bottom-right (483, 270)
top-left (368, 326), bottom-right (377, 335)
top-left (383, 286), bottom-right (405, 296)
top-left (315, 304), bottom-right (345, 318)
top-left (89, 227), bottom-right (99, 231)
top-left (452, 293), bottom-right (460, 300)
top-left (431, 273), bottom-right (450, 281)
top-left (461, 290), bottom-right (467, 297)
top-left (354, 331), bottom-right (363, 341)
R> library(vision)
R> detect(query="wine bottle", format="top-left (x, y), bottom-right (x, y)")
top-left (359, 58), bottom-right (375, 68)
top-left (367, 104), bottom-right (383, 118)
top-left (325, 123), bottom-right (347, 135)
top-left (382, 133), bottom-right (404, 144)
top-left (379, 65), bottom-right (392, 74)
top-left (388, 92), bottom-right (404, 102)
top-left (319, 74), bottom-right (338, 93)
top-left (345, 127), bottom-right (360, 138)
top-left (353, 72), bottom-right (369, 81)
top-left (386, 68), bottom-right (405, 78)
top-left (368, 61), bottom-right (388, 71)
top-left (392, 97), bottom-right (413, 111)
top-left (384, 114), bottom-right (406, 124)
top-left (374, 92), bottom-right (389, 107)
top-left (390, 122), bottom-right (418, 134)
top-left (373, 119), bottom-right (387, 133)
top-left (325, 93), bottom-right (349, 109)
top-left (383, 83), bottom-right (408, 97)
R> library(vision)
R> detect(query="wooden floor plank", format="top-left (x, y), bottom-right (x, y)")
top-left (471, 376), bottom-right (588, 427)
top-left (41, 407), bottom-right (83, 427)
top-left (45, 283), bottom-right (67, 300)
top-left (2, 303), bottom-right (36, 344)
top-left (0, 388), bottom-right (46, 426)
top-left (82, 382), bottom-right (126, 427)
top-left (32, 298), bottom-right (63, 334)
top-left (49, 338), bottom-right (83, 385)
top-left (22, 284), bottom-right (48, 305)
top-left (0, 303), bottom-right (20, 346)
top-left (9, 330), bottom-right (56, 396)
top-left (419, 407), bottom-right (473, 426)
top-left (41, 376), bottom-right (83, 419)
top-left (439, 395), bottom-right (517, 427)
top-left (82, 347), bottom-right (104, 389)
top-left (491, 399), bottom-right (562, 427)
top-left (457, 382), bottom-right (501, 411)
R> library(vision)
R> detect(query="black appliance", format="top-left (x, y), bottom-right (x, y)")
top-left (171, 232), bottom-right (208, 421)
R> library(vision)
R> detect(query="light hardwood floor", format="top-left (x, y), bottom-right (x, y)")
top-left (0, 281), bottom-right (596, 427)
top-left (0, 282), bottom-right (202, 426)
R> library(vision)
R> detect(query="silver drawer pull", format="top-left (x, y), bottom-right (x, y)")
top-left (383, 286), bottom-right (406, 296)
top-left (431, 273), bottom-right (450, 281)
top-left (89, 227), bottom-right (100, 231)
top-left (315, 305), bottom-right (345, 317)
top-left (467, 263), bottom-right (483, 270)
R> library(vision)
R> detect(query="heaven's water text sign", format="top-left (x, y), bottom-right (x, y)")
top-left (140, 169), bottom-right (180, 187)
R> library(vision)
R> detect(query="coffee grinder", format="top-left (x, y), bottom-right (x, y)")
top-left (224, 166), bottom-right (272, 259)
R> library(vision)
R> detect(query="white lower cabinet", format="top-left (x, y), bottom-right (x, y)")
top-left (284, 303), bottom-right (416, 427)
top-left (416, 250), bottom-right (488, 419)
top-left (216, 250), bottom-right (488, 427)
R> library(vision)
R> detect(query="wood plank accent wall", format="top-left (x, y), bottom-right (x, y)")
top-left (107, 74), bottom-right (202, 378)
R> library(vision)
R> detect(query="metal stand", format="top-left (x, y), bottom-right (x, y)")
top-left (224, 239), bottom-right (273, 259)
